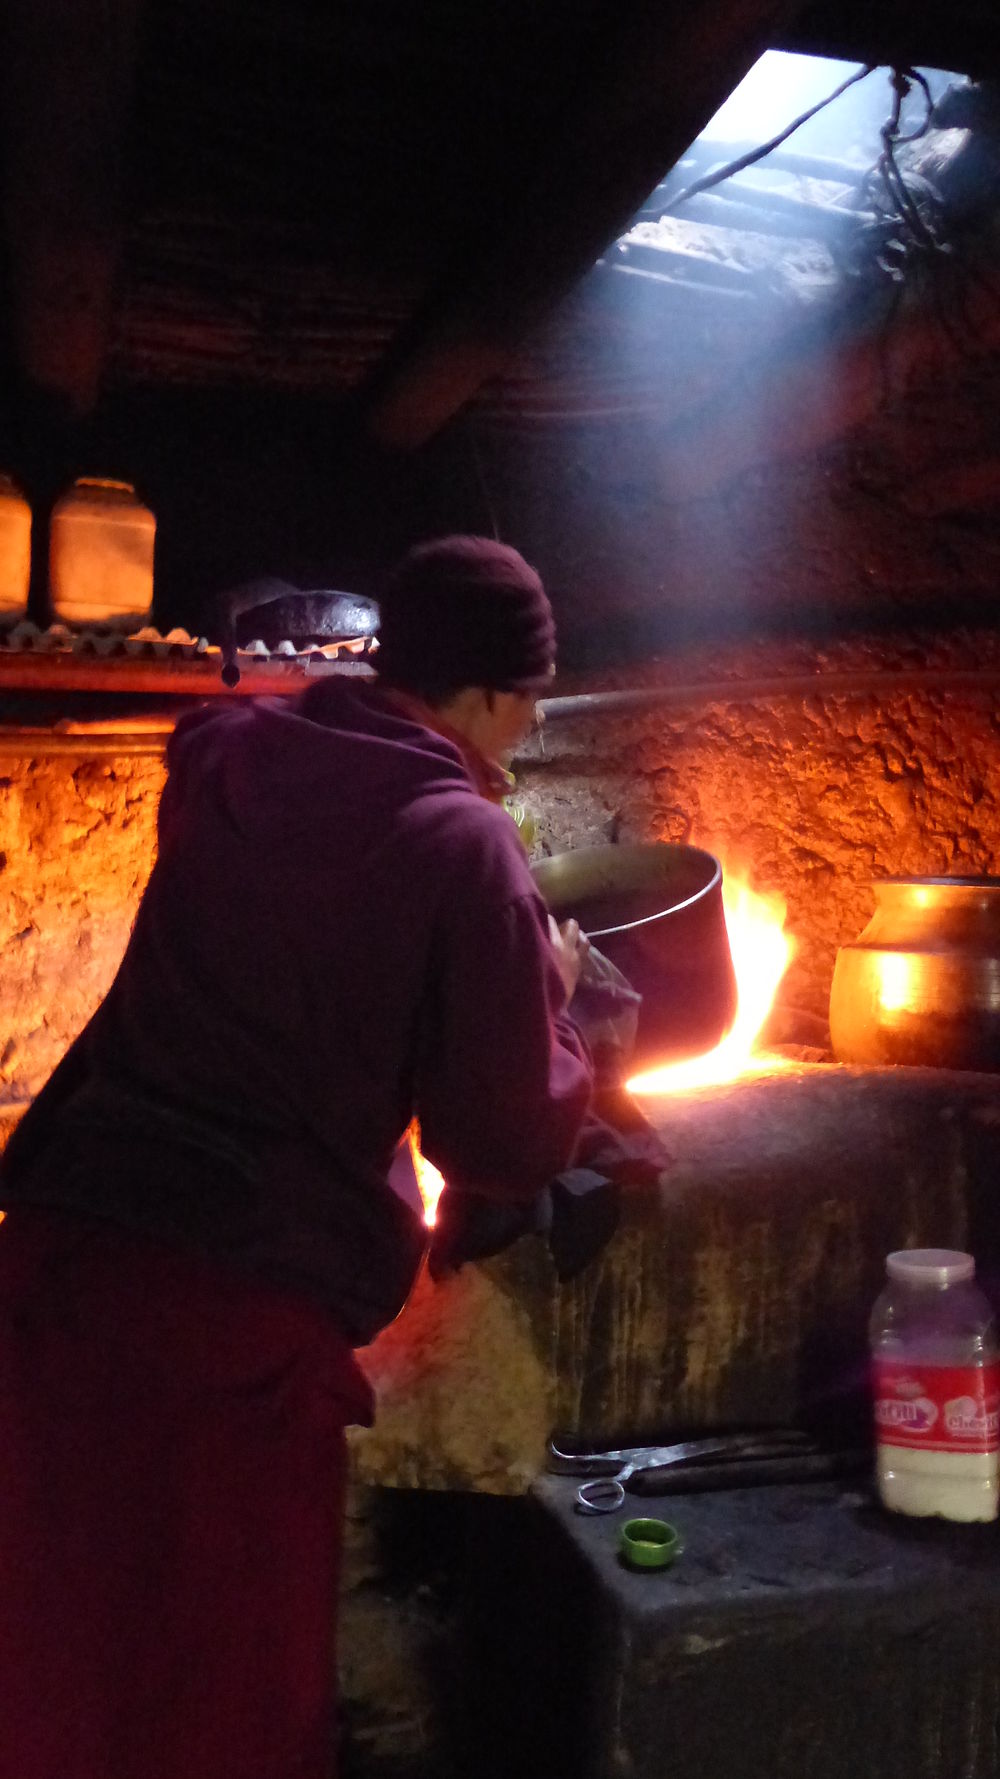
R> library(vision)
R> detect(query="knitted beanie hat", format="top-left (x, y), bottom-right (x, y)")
top-left (376, 535), bottom-right (556, 696)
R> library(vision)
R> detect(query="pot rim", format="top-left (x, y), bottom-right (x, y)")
top-left (588, 861), bottom-right (722, 936)
top-left (531, 842), bottom-right (724, 938)
top-left (581, 849), bottom-right (723, 939)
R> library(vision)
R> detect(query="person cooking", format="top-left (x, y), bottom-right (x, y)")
top-left (0, 534), bottom-right (593, 1779)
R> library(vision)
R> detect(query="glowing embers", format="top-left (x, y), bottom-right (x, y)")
top-left (627, 869), bottom-right (793, 1096)
top-left (408, 1122), bottom-right (445, 1228)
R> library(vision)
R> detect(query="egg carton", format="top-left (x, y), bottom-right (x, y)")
top-left (0, 620), bottom-right (374, 664)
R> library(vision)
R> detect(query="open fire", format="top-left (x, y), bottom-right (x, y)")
top-left (411, 862), bottom-right (793, 1224)
top-left (627, 867), bottom-right (794, 1097)
top-left (409, 1124), bottom-right (445, 1228)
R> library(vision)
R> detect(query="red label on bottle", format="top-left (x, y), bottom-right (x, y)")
top-left (872, 1360), bottom-right (1000, 1454)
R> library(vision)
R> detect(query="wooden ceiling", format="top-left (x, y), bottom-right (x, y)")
top-left (1, 0), bottom-right (998, 450)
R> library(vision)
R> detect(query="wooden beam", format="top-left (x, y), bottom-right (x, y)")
top-left (360, 0), bottom-right (806, 450)
top-left (0, 0), bottom-right (144, 414)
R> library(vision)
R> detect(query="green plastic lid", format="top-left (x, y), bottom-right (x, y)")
top-left (619, 1517), bottom-right (682, 1571)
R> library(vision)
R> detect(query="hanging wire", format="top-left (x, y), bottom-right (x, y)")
top-left (866, 66), bottom-right (943, 267)
top-left (662, 62), bottom-right (876, 211)
top-left (856, 66), bottom-right (987, 375)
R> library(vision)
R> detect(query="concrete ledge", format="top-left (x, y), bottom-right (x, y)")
top-left (496, 1475), bottom-right (1000, 1779)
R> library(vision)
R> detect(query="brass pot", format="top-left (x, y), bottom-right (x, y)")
top-left (531, 843), bottom-right (737, 1069)
top-left (830, 876), bottom-right (1000, 1071)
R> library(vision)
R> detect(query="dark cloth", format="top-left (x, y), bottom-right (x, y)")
top-left (0, 1205), bottom-right (371, 1779)
top-left (377, 534), bottom-right (556, 695)
top-left (0, 678), bottom-right (592, 1342)
top-left (427, 1088), bottom-right (671, 1283)
top-left (426, 940), bottom-right (670, 1282)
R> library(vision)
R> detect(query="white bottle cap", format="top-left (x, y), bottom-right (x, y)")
top-left (886, 1248), bottom-right (975, 1287)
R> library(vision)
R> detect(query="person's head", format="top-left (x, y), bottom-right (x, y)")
top-left (376, 535), bottom-right (555, 758)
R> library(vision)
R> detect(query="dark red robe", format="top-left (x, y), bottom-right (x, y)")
top-left (0, 678), bottom-right (592, 1777)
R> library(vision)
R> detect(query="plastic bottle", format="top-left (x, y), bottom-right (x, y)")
top-left (870, 1248), bottom-right (999, 1523)
top-left (0, 474), bottom-right (31, 625)
top-left (49, 478), bottom-right (155, 629)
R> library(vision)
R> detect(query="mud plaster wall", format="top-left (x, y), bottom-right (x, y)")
top-left (2, 635), bottom-right (1000, 1101)
top-left (519, 634), bottom-right (1000, 1029)
top-left (446, 288), bottom-right (1000, 671)
top-left (0, 754), bottom-right (164, 1101)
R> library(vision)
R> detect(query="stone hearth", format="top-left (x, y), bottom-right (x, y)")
top-left (350, 1061), bottom-right (1000, 1491)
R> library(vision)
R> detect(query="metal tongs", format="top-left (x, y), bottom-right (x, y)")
top-left (548, 1429), bottom-right (851, 1514)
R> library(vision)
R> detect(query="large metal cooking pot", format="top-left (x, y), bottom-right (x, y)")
top-left (830, 876), bottom-right (1000, 1071)
top-left (531, 843), bottom-right (737, 1068)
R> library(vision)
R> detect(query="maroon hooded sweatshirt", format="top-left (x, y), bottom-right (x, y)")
top-left (1, 677), bottom-right (592, 1343)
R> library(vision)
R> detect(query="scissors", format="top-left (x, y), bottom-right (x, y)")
top-left (548, 1429), bottom-right (815, 1514)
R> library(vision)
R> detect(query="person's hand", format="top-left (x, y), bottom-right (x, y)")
top-left (548, 915), bottom-right (590, 1002)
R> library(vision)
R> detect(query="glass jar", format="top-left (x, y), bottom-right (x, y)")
top-left (870, 1248), bottom-right (999, 1522)
top-left (0, 474), bottom-right (31, 624)
top-left (49, 477), bottom-right (155, 629)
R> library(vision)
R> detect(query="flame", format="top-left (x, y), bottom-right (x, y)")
top-left (627, 869), bottom-right (793, 1096)
top-left (408, 1121), bottom-right (445, 1227)
top-left (406, 866), bottom-right (792, 1210)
